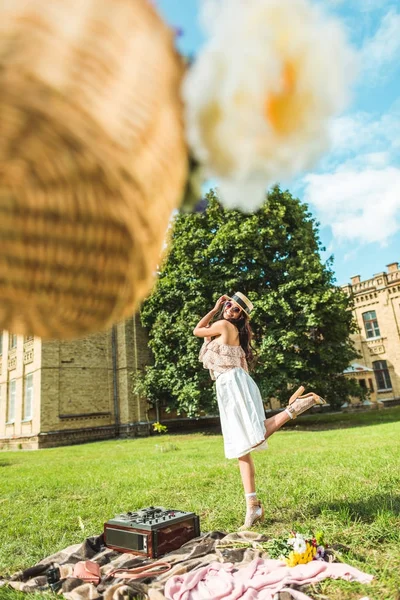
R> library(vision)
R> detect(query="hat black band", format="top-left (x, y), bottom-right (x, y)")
top-left (231, 294), bottom-right (250, 314)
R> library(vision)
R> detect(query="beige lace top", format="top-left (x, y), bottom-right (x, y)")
top-left (199, 339), bottom-right (248, 380)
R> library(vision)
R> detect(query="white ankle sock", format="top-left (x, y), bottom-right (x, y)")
top-left (285, 408), bottom-right (294, 419)
top-left (245, 492), bottom-right (257, 503)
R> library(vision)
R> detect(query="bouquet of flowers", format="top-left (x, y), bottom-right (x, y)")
top-left (266, 531), bottom-right (328, 567)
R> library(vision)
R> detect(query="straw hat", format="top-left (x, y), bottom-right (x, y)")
top-left (229, 292), bottom-right (254, 315)
top-left (0, 0), bottom-right (188, 339)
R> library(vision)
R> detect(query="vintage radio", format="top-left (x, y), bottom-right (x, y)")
top-left (104, 506), bottom-right (200, 558)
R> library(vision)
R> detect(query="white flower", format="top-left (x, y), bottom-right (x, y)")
top-left (293, 537), bottom-right (307, 554)
top-left (287, 533), bottom-right (307, 553)
top-left (183, 0), bottom-right (357, 211)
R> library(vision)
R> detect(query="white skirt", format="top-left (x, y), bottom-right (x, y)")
top-left (215, 367), bottom-right (267, 459)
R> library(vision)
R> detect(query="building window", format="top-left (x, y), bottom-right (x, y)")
top-left (24, 374), bottom-right (34, 420)
top-left (362, 311), bottom-right (381, 338)
top-left (368, 378), bottom-right (374, 392)
top-left (0, 332), bottom-right (3, 355)
top-left (9, 334), bottom-right (17, 349)
top-left (8, 379), bottom-right (16, 422)
top-left (359, 379), bottom-right (367, 389)
top-left (373, 360), bottom-right (392, 391)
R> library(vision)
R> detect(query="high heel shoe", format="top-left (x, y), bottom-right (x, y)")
top-left (239, 498), bottom-right (265, 531)
top-left (285, 386), bottom-right (327, 419)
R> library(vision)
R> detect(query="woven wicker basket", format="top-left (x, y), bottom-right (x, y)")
top-left (0, 0), bottom-right (187, 339)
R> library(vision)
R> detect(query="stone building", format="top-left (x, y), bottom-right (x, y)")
top-left (0, 316), bottom-right (152, 450)
top-left (5, 261), bottom-right (398, 450)
top-left (342, 261), bottom-right (400, 404)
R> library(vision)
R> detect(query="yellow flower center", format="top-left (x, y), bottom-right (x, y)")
top-left (265, 61), bottom-right (306, 135)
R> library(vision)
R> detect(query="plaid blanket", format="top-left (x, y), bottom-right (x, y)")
top-left (0, 531), bottom-right (287, 599)
top-left (0, 531), bottom-right (370, 600)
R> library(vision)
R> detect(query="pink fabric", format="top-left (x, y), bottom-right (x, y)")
top-left (164, 558), bottom-right (373, 600)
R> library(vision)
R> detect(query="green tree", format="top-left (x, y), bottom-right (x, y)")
top-left (135, 187), bottom-right (362, 416)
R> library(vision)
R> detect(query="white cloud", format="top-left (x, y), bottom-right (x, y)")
top-left (329, 110), bottom-right (400, 156)
top-left (296, 4), bottom-right (400, 263)
top-left (303, 166), bottom-right (400, 244)
top-left (301, 103), bottom-right (400, 246)
top-left (361, 9), bottom-right (400, 78)
top-left (314, 108), bottom-right (400, 176)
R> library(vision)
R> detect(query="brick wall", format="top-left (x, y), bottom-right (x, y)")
top-left (117, 316), bottom-right (152, 426)
top-left (40, 331), bottom-right (115, 434)
top-left (34, 318), bottom-right (154, 446)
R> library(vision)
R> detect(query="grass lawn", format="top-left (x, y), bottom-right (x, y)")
top-left (1, 407), bottom-right (400, 600)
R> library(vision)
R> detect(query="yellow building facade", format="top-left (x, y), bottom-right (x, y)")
top-left (0, 317), bottom-right (152, 450)
top-left (342, 261), bottom-right (400, 405)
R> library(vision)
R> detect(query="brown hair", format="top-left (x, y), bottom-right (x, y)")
top-left (215, 308), bottom-right (256, 367)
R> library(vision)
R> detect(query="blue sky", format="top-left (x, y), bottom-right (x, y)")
top-left (157, 0), bottom-right (400, 286)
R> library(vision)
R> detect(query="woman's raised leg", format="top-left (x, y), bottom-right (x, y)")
top-left (264, 410), bottom-right (291, 439)
top-left (264, 387), bottom-right (326, 439)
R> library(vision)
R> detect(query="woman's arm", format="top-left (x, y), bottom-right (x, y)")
top-left (193, 295), bottom-right (229, 338)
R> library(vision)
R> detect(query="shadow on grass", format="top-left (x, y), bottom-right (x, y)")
top-left (162, 427), bottom-right (222, 437)
top-left (277, 406), bottom-right (400, 432)
top-left (200, 428), bottom-right (222, 436)
top-left (167, 407), bottom-right (400, 437)
top-left (311, 494), bottom-right (400, 522)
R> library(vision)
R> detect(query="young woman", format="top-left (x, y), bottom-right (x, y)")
top-left (193, 292), bottom-right (326, 529)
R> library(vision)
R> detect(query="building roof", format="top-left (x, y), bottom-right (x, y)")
top-left (343, 362), bottom-right (373, 374)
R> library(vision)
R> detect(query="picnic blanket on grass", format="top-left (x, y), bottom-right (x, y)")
top-left (0, 531), bottom-right (373, 600)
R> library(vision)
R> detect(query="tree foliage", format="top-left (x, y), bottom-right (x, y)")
top-left (136, 187), bottom-right (362, 416)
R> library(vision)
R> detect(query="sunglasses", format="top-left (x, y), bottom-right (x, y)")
top-left (224, 301), bottom-right (241, 314)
